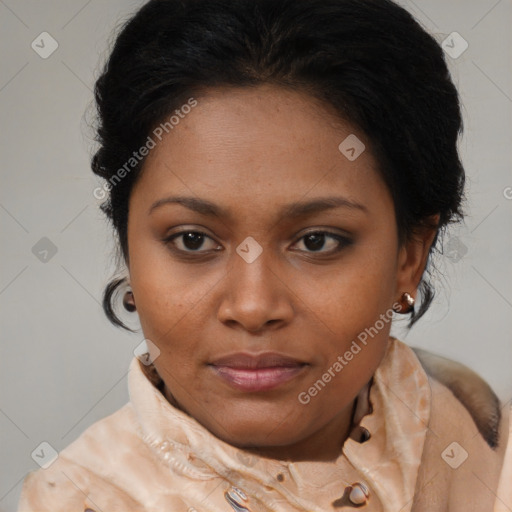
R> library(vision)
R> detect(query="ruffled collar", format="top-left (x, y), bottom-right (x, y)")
top-left (128, 336), bottom-right (431, 511)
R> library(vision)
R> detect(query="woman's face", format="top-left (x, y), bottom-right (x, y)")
top-left (127, 84), bottom-right (431, 459)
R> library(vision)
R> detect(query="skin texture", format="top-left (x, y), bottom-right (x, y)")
top-left (126, 84), bottom-right (437, 462)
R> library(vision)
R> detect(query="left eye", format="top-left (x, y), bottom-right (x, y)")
top-left (293, 231), bottom-right (351, 253)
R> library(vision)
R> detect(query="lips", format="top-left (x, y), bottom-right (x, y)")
top-left (209, 352), bottom-right (305, 369)
top-left (209, 352), bottom-right (308, 392)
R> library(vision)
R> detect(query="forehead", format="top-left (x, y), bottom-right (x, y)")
top-left (131, 85), bottom-right (391, 218)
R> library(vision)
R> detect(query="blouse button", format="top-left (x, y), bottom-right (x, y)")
top-left (360, 427), bottom-right (371, 442)
top-left (349, 425), bottom-right (371, 443)
top-left (225, 486), bottom-right (251, 511)
top-left (349, 482), bottom-right (370, 505)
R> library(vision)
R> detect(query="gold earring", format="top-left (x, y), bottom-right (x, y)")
top-left (393, 292), bottom-right (415, 314)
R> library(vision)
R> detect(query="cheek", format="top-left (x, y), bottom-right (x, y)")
top-left (294, 235), bottom-right (397, 385)
top-left (127, 224), bottom-right (214, 337)
top-left (298, 240), bottom-right (397, 332)
top-left (131, 266), bottom-right (207, 343)
top-left (299, 271), bottom-right (393, 415)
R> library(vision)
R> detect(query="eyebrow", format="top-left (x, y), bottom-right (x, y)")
top-left (148, 195), bottom-right (368, 218)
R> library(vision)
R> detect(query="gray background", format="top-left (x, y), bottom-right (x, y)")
top-left (1, 0), bottom-right (511, 510)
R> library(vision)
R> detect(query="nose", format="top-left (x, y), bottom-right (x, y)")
top-left (217, 247), bottom-right (294, 333)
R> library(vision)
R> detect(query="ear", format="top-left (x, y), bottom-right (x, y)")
top-left (395, 214), bottom-right (440, 301)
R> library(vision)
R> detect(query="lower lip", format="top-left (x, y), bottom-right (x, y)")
top-left (210, 365), bottom-right (307, 392)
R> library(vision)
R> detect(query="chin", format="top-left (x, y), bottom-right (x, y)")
top-left (221, 430), bottom-right (296, 450)
top-left (205, 413), bottom-right (305, 448)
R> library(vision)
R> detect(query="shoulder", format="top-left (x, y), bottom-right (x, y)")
top-left (18, 459), bottom-right (145, 512)
top-left (409, 346), bottom-right (510, 511)
top-left (412, 346), bottom-right (502, 449)
top-left (17, 404), bottom-right (146, 512)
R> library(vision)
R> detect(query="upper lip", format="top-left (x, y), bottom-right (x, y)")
top-left (209, 352), bottom-right (306, 369)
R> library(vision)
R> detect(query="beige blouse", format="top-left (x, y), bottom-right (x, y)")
top-left (17, 337), bottom-right (511, 511)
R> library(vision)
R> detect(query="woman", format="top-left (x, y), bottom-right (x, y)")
top-left (18, 0), bottom-right (511, 510)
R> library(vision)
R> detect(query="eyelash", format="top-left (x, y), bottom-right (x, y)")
top-left (163, 230), bottom-right (352, 257)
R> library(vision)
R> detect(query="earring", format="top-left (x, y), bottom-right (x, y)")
top-left (123, 290), bottom-right (136, 312)
top-left (393, 292), bottom-right (415, 314)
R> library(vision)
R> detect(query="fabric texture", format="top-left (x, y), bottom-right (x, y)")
top-left (17, 337), bottom-right (510, 511)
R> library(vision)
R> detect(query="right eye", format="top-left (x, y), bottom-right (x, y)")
top-left (164, 230), bottom-right (222, 254)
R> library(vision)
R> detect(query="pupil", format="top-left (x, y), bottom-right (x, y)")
top-left (304, 233), bottom-right (325, 251)
top-left (184, 232), bottom-right (204, 250)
